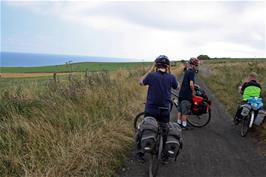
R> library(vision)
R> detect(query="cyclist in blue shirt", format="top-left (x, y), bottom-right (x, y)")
top-left (136, 55), bottom-right (179, 162)
top-left (177, 57), bottom-right (200, 129)
top-left (140, 55), bottom-right (179, 123)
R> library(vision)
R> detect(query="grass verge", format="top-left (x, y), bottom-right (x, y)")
top-left (0, 65), bottom-right (182, 177)
top-left (0, 69), bottom-right (146, 177)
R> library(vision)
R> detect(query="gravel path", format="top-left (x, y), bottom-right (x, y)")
top-left (118, 79), bottom-right (266, 177)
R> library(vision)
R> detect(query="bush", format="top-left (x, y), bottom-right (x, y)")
top-left (197, 55), bottom-right (210, 60)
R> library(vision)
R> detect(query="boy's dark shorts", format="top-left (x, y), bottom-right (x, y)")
top-left (177, 100), bottom-right (191, 115)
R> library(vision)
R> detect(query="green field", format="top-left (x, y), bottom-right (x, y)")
top-left (0, 62), bottom-right (151, 73)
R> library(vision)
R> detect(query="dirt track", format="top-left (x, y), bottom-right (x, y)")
top-left (118, 79), bottom-right (266, 177)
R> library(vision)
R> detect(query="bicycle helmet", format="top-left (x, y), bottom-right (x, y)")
top-left (189, 57), bottom-right (200, 66)
top-left (155, 55), bottom-right (170, 68)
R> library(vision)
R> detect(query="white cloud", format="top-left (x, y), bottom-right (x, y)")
top-left (4, 0), bottom-right (266, 59)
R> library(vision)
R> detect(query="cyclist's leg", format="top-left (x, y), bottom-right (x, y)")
top-left (177, 98), bottom-right (182, 124)
top-left (234, 101), bottom-right (247, 124)
top-left (156, 110), bottom-right (169, 145)
top-left (180, 100), bottom-right (191, 128)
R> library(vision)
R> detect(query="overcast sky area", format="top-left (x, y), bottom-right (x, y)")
top-left (1, 0), bottom-right (265, 61)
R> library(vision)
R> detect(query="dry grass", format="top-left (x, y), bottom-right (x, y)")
top-left (199, 60), bottom-right (266, 146)
top-left (0, 69), bottom-right (146, 177)
top-left (0, 65), bottom-right (182, 177)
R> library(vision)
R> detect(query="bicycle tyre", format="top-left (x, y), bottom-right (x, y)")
top-left (241, 115), bottom-right (250, 137)
top-left (148, 135), bottom-right (163, 177)
top-left (187, 108), bottom-right (211, 127)
top-left (134, 112), bottom-right (145, 130)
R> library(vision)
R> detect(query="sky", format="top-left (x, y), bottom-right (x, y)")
top-left (1, 0), bottom-right (265, 61)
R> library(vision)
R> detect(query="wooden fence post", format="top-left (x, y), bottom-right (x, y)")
top-left (53, 72), bottom-right (57, 82)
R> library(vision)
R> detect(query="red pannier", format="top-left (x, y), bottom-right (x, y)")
top-left (192, 95), bottom-right (209, 115)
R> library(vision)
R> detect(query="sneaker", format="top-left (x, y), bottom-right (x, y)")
top-left (135, 152), bottom-right (145, 163)
top-left (181, 124), bottom-right (193, 130)
top-left (181, 121), bottom-right (187, 127)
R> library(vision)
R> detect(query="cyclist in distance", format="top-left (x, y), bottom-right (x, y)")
top-left (137, 55), bottom-right (179, 161)
top-left (234, 72), bottom-right (262, 124)
top-left (177, 57), bottom-right (200, 129)
top-left (183, 61), bottom-right (189, 72)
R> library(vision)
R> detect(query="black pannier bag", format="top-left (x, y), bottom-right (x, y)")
top-left (165, 122), bottom-right (183, 160)
top-left (139, 116), bottom-right (158, 151)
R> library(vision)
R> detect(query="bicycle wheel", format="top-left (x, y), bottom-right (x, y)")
top-left (187, 109), bottom-right (211, 127)
top-left (241, 115), bottom-right (250, 137)
top-left (148, 135), bottom-right (163, 177)
top-left (134, 112), bottom-right (145, 130)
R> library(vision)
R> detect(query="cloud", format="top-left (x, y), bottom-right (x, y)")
top-left (4, 0), bottom-right (266, 59)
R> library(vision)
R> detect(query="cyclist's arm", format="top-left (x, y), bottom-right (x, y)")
top-left (240, 82), bottom-right (248, 95)
top-left (189, 71), bottom-right (196, 96)
top-left (139, 64), bottom-right (155, 86)
top-left (171, 76), bottom-right (179, 90)
top-left (190, 80), bottom-right (196, 96)
top-left (167, 65), bottom-right (171, 74)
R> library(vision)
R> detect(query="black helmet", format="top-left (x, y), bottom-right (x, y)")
top-left (155, 55), bottom-right (170, 68)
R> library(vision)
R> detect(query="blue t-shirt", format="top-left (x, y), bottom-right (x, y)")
top-left (179, 68), bottom-right (195, 101)
top-left (143, 71), bottom-right (178, 116)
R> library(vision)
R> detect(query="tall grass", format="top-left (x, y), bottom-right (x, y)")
top-left (0, 65), bottom-right (182, 177)
top-left (0, 69), bottom-right (147, 177)
top-left (199, 60), bottom-right (266, 144)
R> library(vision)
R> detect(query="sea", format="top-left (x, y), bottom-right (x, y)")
top-left (0, 52), bottom-right (137, 67)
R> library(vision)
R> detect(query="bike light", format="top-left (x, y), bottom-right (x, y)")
top-left (144, 147), bottom-right (151, 151)
top-left (168, 150), bottom-right (175, 155)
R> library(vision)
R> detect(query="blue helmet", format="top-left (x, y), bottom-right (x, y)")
top-left (155, 55), bottom-right (170, 67)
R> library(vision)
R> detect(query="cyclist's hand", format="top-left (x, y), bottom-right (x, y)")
top-left (149, 63), bottom-right (156, 72)
top-left (166, 65), bottom-right (171, 73)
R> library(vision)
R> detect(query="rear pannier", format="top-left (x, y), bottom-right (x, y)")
top-left (139, 116), bottom-right (158, 151)
top-left (254, 109), bottom-right (266, 126)
top-left (165, 122), bottom-right (183, 160)
top-left (192, 96), bottom-right (209, 115)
